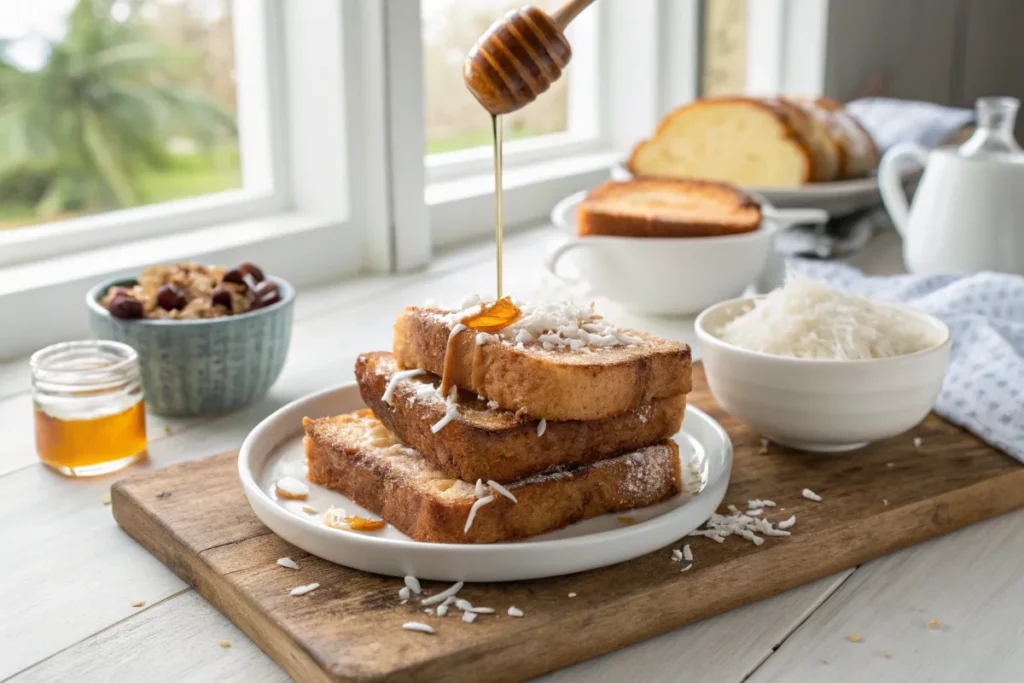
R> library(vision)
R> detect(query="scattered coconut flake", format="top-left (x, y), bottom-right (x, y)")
top-left (404, 576), bottom-right (422, 595)
top-left (537, 419), bottom-right (547, 437)
top-left (463, 611), bottom-right (477, 623)
top-left (454, 599), bottom-right (473, 611)
top-left (424, 608), bottom-right (434, 615)
top-left (421, 581), bottom-right (464, 606)
top-left (399, 586), bottom-right (411, 601)
top-left (102, 493), bottom-right (112, 505)
top-left (289, 583), bottom-right (320, 596)
top-left (403, 622), bottom-right (435, 634)
top-left (680, 564), bottom-right (693, 573)
top-left (464, 495), bottom-right (495, 533)
top-left (474, 479), bottom-right (485, 499)
top-left (437, 604), bottom-right (449, 617)
top-left (927, 618), bottom-right (942, 630)
top-left (508, 606), bottom-right (524, 617)
top-left (219, 640), bottom-right (231, 648)
top-left (727, 504), bottom-right (742, 516)
top-left (747, 508), bottom-right (764, 516)
top-left (802, 488), bottom-right (823, 502)
top-left (914, 437), bottom-right (922, 449)
top-left (383, 368), bottom-right (425, 405)
top-left (277, 557), bottom-right (300, 570)
top-left (131, 600), bottom-right (145, 608)
top-left (463, 606), bottom-right (495, 614)
top-left (568, 593), bottom-right (577, 598)
top-left (431, 404), bottom-right (459, 434)
top-left (487, 480), bottom-right (518, 504)
top-left (758, 438), bottom-right (769, 455)
top-left (748, 499), bottom-right (776, 508)
top-left (683, 544), bottom-right (693, 562)
top-left (275, 476), bottom-right (310, 500)
top-left (671, 549), bottom-right (683, 562)
top-left (486, 399), bottom-right (500, 409)
top-left (400, 599), bottom-right (408, 605)
top-left (883, 499), bottom-right (889, 506)
top-left (777, 515), bottom-right (796, 529)
top-left (848, 633), bottom-right (862, 643)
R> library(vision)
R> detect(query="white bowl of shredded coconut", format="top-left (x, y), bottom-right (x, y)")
top-left (694, 276), bottom-right (951, 453)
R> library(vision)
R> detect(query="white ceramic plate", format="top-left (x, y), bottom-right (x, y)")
top-left (610, 162), bottom-right (920, 217)
top-left (239, 383), bottom-right (733, 582)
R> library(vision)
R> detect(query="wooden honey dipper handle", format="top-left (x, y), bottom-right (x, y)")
top-left (463, 1), bottom-right (599, 116)
top-left (551, 0), bottom-right (598, 30)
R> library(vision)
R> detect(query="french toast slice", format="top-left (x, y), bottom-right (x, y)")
top-left (303, 410), bottom-right (682, 544)
top-left (356, 351), bottom-right (687, 483)
top-left (392, 301), bottom-right (692, 421)
top-left (576, 179), bottom-right (762, 238)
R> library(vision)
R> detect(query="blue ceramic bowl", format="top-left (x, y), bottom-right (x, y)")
top-left (86, 276), bottom-right (295, 416)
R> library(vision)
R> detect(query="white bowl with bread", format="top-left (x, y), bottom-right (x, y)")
top-left (548, 179), bottom-right (827, 315)
top-left (695, 277), bottom-right (952, 453)
top-left (613, 95), bottom-right (918, 217)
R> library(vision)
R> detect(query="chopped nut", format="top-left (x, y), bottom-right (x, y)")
top-left (131, 600), bottom-right (145, 608)
top-left (848, 633), bottom-right (862, 643)
top-left (102, 493), bottom-right (112, 505)
top-left (927, 618), bottom-right (942, 630)
top-left (219, 640), bottom-right (231, 648)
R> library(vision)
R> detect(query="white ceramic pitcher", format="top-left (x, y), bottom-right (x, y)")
top-left (879, 96), bottom-right (1024, 276)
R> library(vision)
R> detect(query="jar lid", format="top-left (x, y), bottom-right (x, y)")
top-left (31, 340), bottom-right (140, 392)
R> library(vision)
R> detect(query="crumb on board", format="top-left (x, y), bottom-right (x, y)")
top-left (802, 488), bottom-right (823, 502)
top-left (848, 633), bottom-right (862, 643)
top-left (914, 437), bottom-right (922, 449)
top-left (927, 618), bottom-right (942, 630)
top-left (156, 491), bottom-right (172, 499)
top-left (883, 499), bottom-right (889, 506)
top-left (131, 600), bottom-right (145, 608)
top-left (102, 493), bottom-right (111, 505)
top-left (219, 641), bottom-right (231, 648)
top-left (568, 593), bottom-right (577, 598)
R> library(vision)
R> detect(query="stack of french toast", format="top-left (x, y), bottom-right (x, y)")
top-left (302, 296), bottom-right (693, 543)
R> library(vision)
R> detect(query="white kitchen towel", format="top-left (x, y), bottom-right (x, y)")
top-left (790, 260), bottom-right (1024, 462)
top-left (846, 97), bottom-right (975, 153)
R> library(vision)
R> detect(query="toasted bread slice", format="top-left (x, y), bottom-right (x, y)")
top-left (627, 97), bottom-right (812, 187)
top-left (392, 302), bottom-right (692, 421)
top-left (576, 179), bottom-right (762, 238)
top-left (303, 410), bottom-right (682, 544)
top-left (356, 351), bottom-right (686, 483)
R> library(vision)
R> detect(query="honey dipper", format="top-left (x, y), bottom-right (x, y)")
top-left (463, 0), bottom-right (598, 116)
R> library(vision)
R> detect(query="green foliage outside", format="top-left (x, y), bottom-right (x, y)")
top-left (0, 0), bottom-right (239, 230)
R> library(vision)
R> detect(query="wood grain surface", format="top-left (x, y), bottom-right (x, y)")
top-left (111, 365), bottom-right (1024, 683)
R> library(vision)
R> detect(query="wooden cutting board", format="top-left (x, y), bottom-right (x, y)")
top-left (112, 366), bottom-right (1024, 683)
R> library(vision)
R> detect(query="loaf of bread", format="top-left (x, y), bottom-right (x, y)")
top-left (576, 179), bottom-right (762, 238)
top-left (627, 96), bottom-right (879, 187)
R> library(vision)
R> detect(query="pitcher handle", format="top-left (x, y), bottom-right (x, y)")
top-left (879, 143), bottom-right (929, 237)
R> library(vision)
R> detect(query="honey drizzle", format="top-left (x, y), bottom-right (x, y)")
top-left (492, 114), bottom-right (504, 299)
top-left (439, 329), bottom-right (461, 397)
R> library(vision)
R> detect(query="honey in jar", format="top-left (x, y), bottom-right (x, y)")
top-left (31, 341), bottom-right (147, 477)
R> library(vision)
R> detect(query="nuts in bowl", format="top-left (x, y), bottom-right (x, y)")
top-left (88, 262), bottom-right (295, 416)
top-left (100, 262), bottom-right (283, 320)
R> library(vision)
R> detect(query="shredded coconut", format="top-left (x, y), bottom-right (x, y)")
top-left (671, 549), bottom-right (683, 562)
top-left (802, 488), bottom-right (823, 502)
top-left (277, 557), bottom-right (300, 570)
top-left (464, 495), bottom-right (494, 533)
top-left (404, 575), bottom-right (422, 594)
top-left (568, 593), bottom-right (577, 598)
top-left (289, 583), bottom-right (320, 596)
top-left (487, 480), bottom-right (518, 504)
top-left (747, 508), bottom-right (764, 516)
top-left (434, 299), bottom-right (640, 350)
top-left (474, 479), bottom-right (485, 499)
top-left (914, 437), bottom-right (922, 449)
top-left (462, 611), bottom-right (477, 623)
top-left (777, 515), bottom-right (797, 529)
top-left (430, 385), bottom-right (460, 433)
top-left (688, 505), bottom-right (793, 545)
top-left (463, 606), bottom-right (495, 614)
top-left (508, 606), bottom-right (524, 617)
top-left (437, 604), bottom-right (449, 617)
top-left (537, 419), bottom-right (547, 437)
top-left (399, 586), bottom-right (411, 600)
top-left (683, 544), bottom-right (693, 562)
top-left (748, 499), bottom-right (776, 508)
top-left (680, 564), bottom-right (693, 572)
top-left (383, 368), bottom-right (425, 405)
top-left (420, 581), bottom-right (464, 606)
top-left (454, 599), bottom-right (473, 611)
top-left (717, 275), bottom-right (941, 360)
top-left (402, 622), bottom-right (435, 634)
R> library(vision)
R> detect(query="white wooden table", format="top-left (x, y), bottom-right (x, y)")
top-left (2, 226), bottom-right (1022, 683)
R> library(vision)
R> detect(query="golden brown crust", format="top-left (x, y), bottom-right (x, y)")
top-left (356, 351), bottom-right (687, 483)
top-left (773, 97), bottom-right (840, 182)
top-left (576, 179), bottom-right (762, 238)
top-left (810, 97), bottom-right (880, 179)
top-left (626, 96), bottom-right (813, 185)
top-left (304, 410), bottom-right (682, 544)
top-left (392, 308), bottom-right (693, 421)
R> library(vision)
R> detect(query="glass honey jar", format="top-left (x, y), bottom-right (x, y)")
top-left (31, 340), bottom-right (147, 477)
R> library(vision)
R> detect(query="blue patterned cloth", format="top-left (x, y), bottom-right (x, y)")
top-left (790, 260), bottom-right (1024, 462)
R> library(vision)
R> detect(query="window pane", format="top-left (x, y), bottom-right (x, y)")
top-left (0, 0), bottom-right (240, 232)
top-left (421, 0), bottom-right (569, 155)
top-left (701, 0), bottom-right (748, 96)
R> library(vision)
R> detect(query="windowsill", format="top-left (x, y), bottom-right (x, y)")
top-left (425, 149), bottom-right (619, 249)
top-left (0, 210), bottom-right (359, 361)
